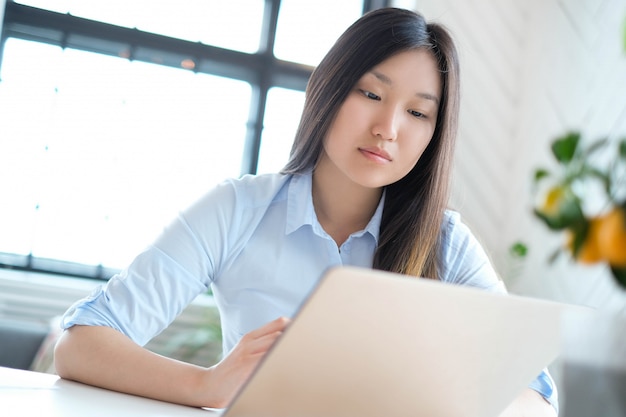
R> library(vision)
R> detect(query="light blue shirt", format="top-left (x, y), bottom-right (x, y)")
top-left (61, 171), bottom-right (557, 411)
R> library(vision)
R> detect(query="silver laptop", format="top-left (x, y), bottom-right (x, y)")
top-left (221, 266), bottom-right (565, 417)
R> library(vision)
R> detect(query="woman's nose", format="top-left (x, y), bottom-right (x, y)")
top-left (371, 107), bottom-right (399, 141)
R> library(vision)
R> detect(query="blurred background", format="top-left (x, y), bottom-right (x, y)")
top-left (404, 0), bottom-right (626, 311)
top-left (0, 0), bottom-right (625, 381)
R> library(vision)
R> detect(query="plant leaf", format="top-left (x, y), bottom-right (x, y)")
top-left (619, 138), bottom-right (626, 159)
top-left (568, 220), bottom-right (590, 259)
top-left (533, 189), bottom-right (585, 230)
top-left (533, 168), bottom-right (550, 183)
top-left (533, 207), bottom-right (575, 230)
top-left (533, 209), bottom-right (559, 230)
top-left (610, 265), bottom-right (626, 290)
top-left (551, 132), bottom-right (580, 164)
top-left (509, 242), bottom-right (528, 258)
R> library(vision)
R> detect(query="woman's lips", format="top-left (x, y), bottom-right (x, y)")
top-left (358, 147), bottom-right (392, 163)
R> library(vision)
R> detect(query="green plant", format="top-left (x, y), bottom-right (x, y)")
top-left (532, 132), bottom-right (626, 288)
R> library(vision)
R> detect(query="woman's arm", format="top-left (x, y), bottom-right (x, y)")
top-left (498, 388), bottom-right (557, 417)
top-left (54, 317), bottom-right (289, 409)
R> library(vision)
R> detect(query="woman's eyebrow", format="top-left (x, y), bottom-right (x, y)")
top-left (370, 70), bottom-right (392, 85)
top-left (370, 70), bottom-right (440, 106)
top-left (418, 92), bottom-right (440, 106)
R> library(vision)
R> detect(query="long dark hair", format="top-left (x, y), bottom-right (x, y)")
top-left (282, 8), bottom-right (460, 279)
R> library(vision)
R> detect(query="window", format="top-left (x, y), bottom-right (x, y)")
top-left (0, 38), bottom-right (250, 270)
top-left (257, 87), bottom-right (305, 174)
top-left (274, 0), bottom-right (364, 66)
top-left (0, 0), bottom-right (390, 279)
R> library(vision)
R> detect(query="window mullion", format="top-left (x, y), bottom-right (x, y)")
top-left (241, 0), bottom-right (282, 175)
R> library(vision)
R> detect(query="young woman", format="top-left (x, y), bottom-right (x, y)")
top-left (55, 7), bottom-right (558, 416)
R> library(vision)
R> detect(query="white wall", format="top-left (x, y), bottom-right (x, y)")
top-left (397, 0), bottom-right (626, 311)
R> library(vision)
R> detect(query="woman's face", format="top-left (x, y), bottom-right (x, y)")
top-left (319, 49), bottom-right (441, 189)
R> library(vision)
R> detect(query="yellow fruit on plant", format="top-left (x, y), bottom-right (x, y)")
top-left (541, 186), bottom-right (566, 216)
top-left (596, 207), bottom-right (626, 268)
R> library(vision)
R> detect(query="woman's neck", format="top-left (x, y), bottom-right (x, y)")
top-left (312, 159), bottom-right (383, 247)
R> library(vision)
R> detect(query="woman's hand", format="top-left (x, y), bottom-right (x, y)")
top-left (204, 316), bottom-right (291, 408)
top-left (56, 318), bottom-right (290, 410)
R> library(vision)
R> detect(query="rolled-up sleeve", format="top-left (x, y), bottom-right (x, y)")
top-left (60, 178), bottom-right (241, 345)
top-left (61, 244), bottom-right (210, 346)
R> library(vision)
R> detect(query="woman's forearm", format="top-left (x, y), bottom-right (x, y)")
top-left (54, 325), bottom-right (218, 408)
top-left (54, 317), bottom-right (289, 409)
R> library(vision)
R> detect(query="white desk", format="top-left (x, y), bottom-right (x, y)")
top-left (0, 367), bottom-right (222, 417)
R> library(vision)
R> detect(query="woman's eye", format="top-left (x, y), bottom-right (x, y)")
top-left (408, 109), bottom-right (426, 119)
top-left (360, 90), bottom-right (380, 101)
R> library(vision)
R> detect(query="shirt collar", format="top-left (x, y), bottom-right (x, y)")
top-left (285, 171), bottom-right (383, 244)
